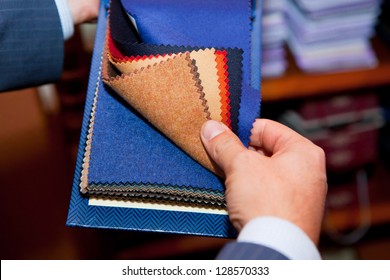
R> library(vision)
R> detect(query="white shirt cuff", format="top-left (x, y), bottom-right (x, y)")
top-left (237, 216), bottom-right (322, 260)
top-left (54, 0), bottom-right (74, 40)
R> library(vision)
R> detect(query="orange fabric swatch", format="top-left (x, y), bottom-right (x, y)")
top-left (215, 50), bottom-right (232, 128)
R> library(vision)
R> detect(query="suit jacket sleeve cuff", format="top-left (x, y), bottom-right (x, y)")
top-left (54, 0), bottom-right (74, 40)
top-left (237, 216), bottom-right (322, 260)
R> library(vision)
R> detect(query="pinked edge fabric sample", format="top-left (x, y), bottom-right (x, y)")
top-left (110, 52), bottom-right (175, 74)
top-left (215, 50), bottom-right (232, 129)
top-left (88, 58), bottom-right (226, 193)
top-left (87, 182), bottom-right (226, 207)
top-left (85, 21), bottom-right (232, 203)
top-left (109, 48), bottom-right (227, 124)
top-left (67, 3), bottom-right (237, 238)
top-left (80, 51), bottom-right (226, 207)
top-left (82, 50), bottom-right (227, 205)
top-left (88, 198), bottom-right (228, 215)
top-left (102, 52), bottom-right (226, 175)
top-left (107, 30), bottom-right (243, 135)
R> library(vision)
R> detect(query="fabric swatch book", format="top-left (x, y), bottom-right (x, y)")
top-left (66, 0), bottom-right (262, 238)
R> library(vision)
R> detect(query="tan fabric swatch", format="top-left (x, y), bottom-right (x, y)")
top-left (103, 52), bottom-right (222, 175)
top-left (189, 49), bottom-right (221, 121)
top-left (109, 49), bottom-right (223, 122)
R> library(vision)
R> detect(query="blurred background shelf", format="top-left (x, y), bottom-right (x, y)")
top-left (2, 1), bottom-right (390, 259)
top-left (325, 162), bottom-right (390, 231)
top-left (262, 38), bottom-right (390, 101)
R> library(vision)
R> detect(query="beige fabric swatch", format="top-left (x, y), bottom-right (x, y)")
top-left (103, 52), bottom-right (222, 176)
top-left (190, 49), bottom-right (221, 121)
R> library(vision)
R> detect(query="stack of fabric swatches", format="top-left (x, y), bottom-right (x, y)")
top-left (285, 0), bottom-right (382, 73)
top-left (261, 0), bottom-right (288, 78)
top-left (66, 0), bottom-right (261, 237)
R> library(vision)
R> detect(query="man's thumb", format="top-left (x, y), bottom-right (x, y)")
top-left (200, 120), bottom-right (247, 174)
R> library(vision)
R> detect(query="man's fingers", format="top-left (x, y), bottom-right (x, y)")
top-left (200, 120), bottom-right (247, 173)
top-left (67, 0), bottom-right (99, 25)
top-left (249, 119), bottom-right (311, 155)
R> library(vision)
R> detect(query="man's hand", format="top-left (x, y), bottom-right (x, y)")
top-left (200, 119), bottom-right (327, 244)
top-left (67, 0), bottom-right (99, 25)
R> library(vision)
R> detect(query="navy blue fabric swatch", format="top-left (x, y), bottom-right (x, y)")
top-left (109, 0), bottom-right (140, 44)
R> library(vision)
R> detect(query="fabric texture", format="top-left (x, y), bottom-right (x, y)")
top-left (67, 3), bottom-right (236, 237)
top-left (68, 0), bottom-right (258, 238)
top-left (107, 26), bottom-right (243, 134)
top-left (107, 49), bottom-right (226, 124)
top-left (81, 2), bottom-right (248, 205)
top-left (107, 0), bottom-right (243, 134)
top-left (81, 0), bottom-right (257, 207)
top-left (120, 0), bottom-right (260, 144)
top-left (0, 0), bottom-right (64, 92)
top-left (102, 52), bottom-right (220, 175)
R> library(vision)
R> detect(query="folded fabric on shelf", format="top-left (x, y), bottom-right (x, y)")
top-left (285, 0), bottom-right (381, 73)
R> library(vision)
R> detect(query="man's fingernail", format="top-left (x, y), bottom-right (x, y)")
top-left (202, 120), bottom-right (226, 141)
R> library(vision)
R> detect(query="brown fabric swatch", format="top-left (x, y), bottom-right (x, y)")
top-left (109, 49), bottom-right (223, 122)
top-left (103, 52), bottom-right (222, 175)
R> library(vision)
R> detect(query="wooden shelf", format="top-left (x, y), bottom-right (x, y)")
top-left (262, 38), bottom-right (390, 101)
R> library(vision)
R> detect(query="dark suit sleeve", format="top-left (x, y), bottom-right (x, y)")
top-left (216, 242), bottom-right (289, 260)
top-left (0, 0), bottom-right (64, 92)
